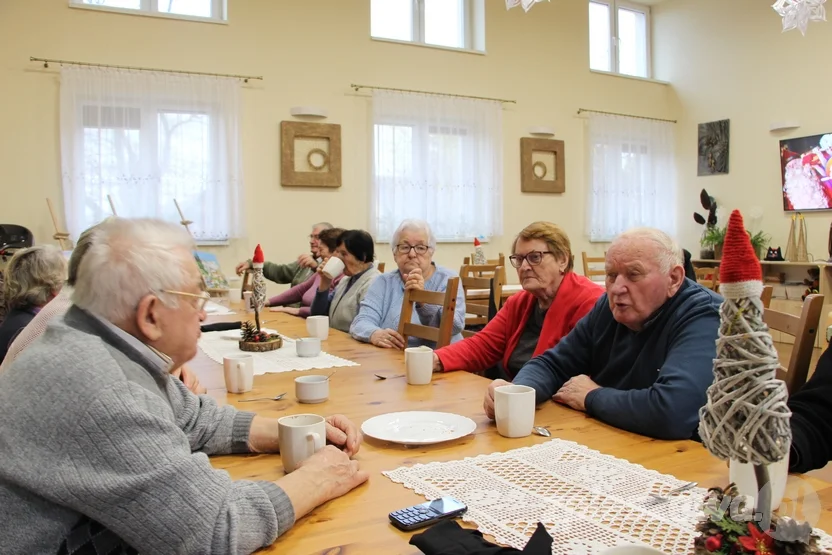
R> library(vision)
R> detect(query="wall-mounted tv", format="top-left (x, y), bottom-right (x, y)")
top-left (780, 133), bottom-right (832, 211)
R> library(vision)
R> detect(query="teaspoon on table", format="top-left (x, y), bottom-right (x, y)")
top-left (374, 373), bottom-right (405, 380)
top-left (648, 481), bottom-right (698, 501)
top-left (533, 426), bottom-right (551, 437)
top-left (239, 393), bottom-right (287, 402)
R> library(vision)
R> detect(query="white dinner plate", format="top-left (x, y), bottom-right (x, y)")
top-left (361, 411), bottom-right (477, 445)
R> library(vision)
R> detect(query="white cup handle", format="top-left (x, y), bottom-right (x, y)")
top-left (235, 362), bottom-right (245, 385)
top-left (307, 432), bottom-right (324, 454)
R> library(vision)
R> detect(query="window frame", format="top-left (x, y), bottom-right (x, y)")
top-left (371, 0), bottom-right (484, 54)
top-left (69, 0), bottom-right (227, 25)
top-left (589, 0), bottom-right (651, 79)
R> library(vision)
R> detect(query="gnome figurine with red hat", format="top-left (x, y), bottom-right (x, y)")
top-left (698, 210), bottom-right (792, 534)
top-left (251, 244), bottom-right (268, 332)
top-left (473, 237), bottom-right (487, 265)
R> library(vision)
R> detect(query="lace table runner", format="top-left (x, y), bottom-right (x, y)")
top-left (384, 439), bottom-right (832, 554)
top-left (198, 330), bottom-right (359, 374)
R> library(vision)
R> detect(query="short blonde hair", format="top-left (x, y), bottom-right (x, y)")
top-left (512, 222), bottom-right (574, 272)
top-left (3, 245), bottom-right (67, 310)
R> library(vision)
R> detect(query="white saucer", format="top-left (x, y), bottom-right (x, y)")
top-left (361, 411), bottom-right (477, 445)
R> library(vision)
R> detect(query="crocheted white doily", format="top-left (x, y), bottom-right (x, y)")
top-left (198, 330), bottom-right (359, 375)
top-left (383, 439), bottom-right (832, 554)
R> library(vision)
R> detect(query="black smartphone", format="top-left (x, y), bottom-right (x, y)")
top-left (389, 496), bottom-right (468, 531)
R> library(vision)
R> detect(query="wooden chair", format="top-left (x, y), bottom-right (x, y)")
top-left (463, 253), bottom-right (506, 269)
top-left (695, 266), bottom-right (720, 292)
top-left (398, 277), bottom-right (460, 349)
top-left (459, 264), bottom-right (505, 338)
top-left (581, 252), bottom-right (606, 281)
top-left (241, 269), bottom-right (253, 300)
top-left (760, 285), bottom-right (774, 309)
top-left (763, 293), bottom-right (824, 395)
top-left (377, 262), bottom-right (386, 273)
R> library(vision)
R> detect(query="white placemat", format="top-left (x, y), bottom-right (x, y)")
top-left (383, 439), bottom-right (832, 555)
top-left (204, 301), bottom-right (235, 315)
top-left (198, 330), bottom-right (359, 375)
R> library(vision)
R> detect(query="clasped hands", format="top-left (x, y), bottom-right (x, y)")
top-left (483, 375), bottom-right (600, 418)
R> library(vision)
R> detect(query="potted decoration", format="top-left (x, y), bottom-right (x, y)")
top-left (694, 189), bottom-right (719, 259)
top-left (239, 244), bottom-right (282, 352)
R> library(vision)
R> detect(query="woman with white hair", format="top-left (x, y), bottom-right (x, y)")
top-left (350, 219), bottom-right (466, 349)
top-left (0, 245), bottom-right (67, 362)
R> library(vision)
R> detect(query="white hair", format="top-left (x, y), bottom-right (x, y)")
top-left (611, 227), bottom-right (683, 274)
top-left (390, 219), bottom-right (437, 251)
top-left (72, 218), bottom-right (196, 323)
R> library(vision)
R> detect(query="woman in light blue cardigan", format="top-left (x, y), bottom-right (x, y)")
top-left (350, 219), bottom-right (465, 349)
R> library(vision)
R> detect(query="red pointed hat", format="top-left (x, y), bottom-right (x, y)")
top-left (252, 244), bottom-right (264, 265)
top-left (474, 237), bottom-right (481, 247)
top-left (718, 210), bottom-right (762, 299)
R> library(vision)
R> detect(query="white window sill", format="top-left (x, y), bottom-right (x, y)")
top-left (195, 239), bottom-right (230, 247)
top-left (69, 3), bottom-right (227, 25)
top-left (370, 37), bottom-right (486, 56)
top-left (589, 69), bottom-right (670, 86)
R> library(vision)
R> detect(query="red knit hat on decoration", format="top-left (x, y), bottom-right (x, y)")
top-left (718, 210), bottom-right (763, 299)
top-left (252, 244), bottom-right (265, 266)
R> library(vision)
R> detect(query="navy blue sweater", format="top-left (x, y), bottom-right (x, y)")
top-left (513, 278), bottom-right (722, 440)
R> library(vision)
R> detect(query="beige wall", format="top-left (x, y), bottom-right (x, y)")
top-left (0, 0), bottom-right (674, 292)
top-left (654, 0), bottom-right (832, 262)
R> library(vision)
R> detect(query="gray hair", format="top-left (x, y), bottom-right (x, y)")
top-left (312, 222), bottom-right (333, 231)
top-left (3, 245), bottom-right (67, 311)
top-left (611, 227), bottom-right (683, 274)
top-left (68, 219), bottom-right (113, 286)
top-left (72, 218), bottom-right (196, 324)
top-left (391, 219), bottom-right (437, 252)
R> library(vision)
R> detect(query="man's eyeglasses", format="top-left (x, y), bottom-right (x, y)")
top-left (309, 234), bottom-right (320, 240)
top-left (509, 251), bottom-right (555, 268)
top-left (162, 290), bottom-right (211, 312)
top-left (395, 244), bottom-right (430, 255)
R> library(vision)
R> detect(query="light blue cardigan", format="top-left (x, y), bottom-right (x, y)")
top-left (350, 264), bottom-right (466, 348)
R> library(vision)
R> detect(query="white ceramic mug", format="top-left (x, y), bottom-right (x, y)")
top-left (494, 384), bottom-right (536, 438)
top-left (223, 354), bottom-right (254, 393)
top-left (295, 375), bottom-right (330, 404)
top-left (597, 545), bottom-right (668, 555)
top-left (243, 291), bottom-right (254, 313)
top-left (321, 257), bottom-right (345, 280)
top-left (278, 414), bottom-right (326, 473)
top-left (729, 452), bottom-right (790, 512)
top-left (405, 346), bottom-right (434, 385)
top-left (296, 337), bottom-right (322, 357)
top-left (306, 315), bottom-right (330, 340)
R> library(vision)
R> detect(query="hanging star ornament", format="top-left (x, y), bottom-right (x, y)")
top-left (772, 0), bottom-right (827, 35)
top-left (506, 0), bottom-right (550, 12)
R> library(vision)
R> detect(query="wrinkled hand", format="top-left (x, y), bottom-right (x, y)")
top-left (432, 352), bottom-right (443, 373)
top-left (293, 445), bottom-right (369, 511)
top-left (235, 260), bottom-right (251, 276)
top-left (483, 379), bottom-right (512, 420)
top-left (317, 257), bottom-right (333, 290)
top-left (297, 253), bottom-right (319, 269)
top-left (552, 375), bottom-right (600, 412)
top-left (404, 268), bottom-right (425, 291)
top-left (177, 365), bottom-right (206, 395)
top-left (269, 306), bottom-right (301, 316)
top-left (325, 414), bottom-right (363, 457)
top-left (370, 328), bottom-right (406, 350)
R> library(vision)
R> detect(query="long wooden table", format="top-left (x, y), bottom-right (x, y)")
top-left (192, 311), bottom-right (832, 555)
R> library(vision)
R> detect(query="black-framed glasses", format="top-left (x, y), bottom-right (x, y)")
top-left (509, 251), bottom-right (555, 268)
top-left (395, 244), bottom-right (430, 255)
top-left (162, 289), bottom-right (211, 312)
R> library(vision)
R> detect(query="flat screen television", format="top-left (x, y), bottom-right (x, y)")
top-left (780, 133), bottom-right (832, 211)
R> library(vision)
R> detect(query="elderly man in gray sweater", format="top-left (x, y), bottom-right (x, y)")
top-left (0, 218), bottom-right (368, 555)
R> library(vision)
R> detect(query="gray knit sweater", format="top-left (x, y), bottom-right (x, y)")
top-left (0, 305), bottom-right (294, 554)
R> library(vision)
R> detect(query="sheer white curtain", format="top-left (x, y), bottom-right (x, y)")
top-left (370, 90), bottom-right (503, 242)
top-left (60, 66), bottom-right (244, 242)
top-left (585, 113), bottom-right (676, 242)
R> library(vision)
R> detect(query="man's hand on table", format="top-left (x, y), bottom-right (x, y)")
top-left (552, 375), bottom-right (600, 412)
top-left (325, 414), bottom-right (362, 456)
top-left (483, 379), bottom-right (512, 420)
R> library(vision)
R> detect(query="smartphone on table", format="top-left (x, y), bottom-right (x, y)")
top-left (388, 496), bottom-right (468, 531)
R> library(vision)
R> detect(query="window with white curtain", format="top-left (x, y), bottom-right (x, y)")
top-left (589, 0), bottom-right (650, 78)
top-left (370, 90), bottom-right (503, 243)
top-left (70, 0), bottom-right (226, 23)
top-left (370, 0), bottom-right (485, 52)
top-left (585, 113), bottom-right (676, 242)
top-left (60, 66), bottom-right (244, 243)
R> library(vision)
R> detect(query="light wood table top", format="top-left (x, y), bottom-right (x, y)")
top-left (192, 311), bottom-right (832, 555)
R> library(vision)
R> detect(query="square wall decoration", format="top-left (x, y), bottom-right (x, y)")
top-left (697, 119), bottom-right (730, 176)
top-left (281, 121), bottom-right (342, 187)
top-left (520, 137), bottom-right (565, 193)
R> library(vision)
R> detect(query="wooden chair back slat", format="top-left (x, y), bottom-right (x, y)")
top-left (763, 293), bottom-right (824, 395)
top-left (398, 277), bottom-right (460, 348)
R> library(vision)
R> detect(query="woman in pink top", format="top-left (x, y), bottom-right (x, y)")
top-left (267, 227), bottom-right (345, 317)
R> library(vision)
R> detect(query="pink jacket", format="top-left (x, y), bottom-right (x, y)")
top-left (267, 273), bottom-right (343, 317)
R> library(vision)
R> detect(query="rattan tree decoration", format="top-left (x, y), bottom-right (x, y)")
top-left (238, 244), bottom-right (282, 352)
top-left (696, 210), bottom-right (819, 553)
top-left (250, 244), bottom-right (268, 331)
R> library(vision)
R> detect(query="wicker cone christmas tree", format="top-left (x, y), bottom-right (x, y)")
top-left (239, 244), bottom-right (282, 352)
top-left (473, 237), bottom-right (487, 265)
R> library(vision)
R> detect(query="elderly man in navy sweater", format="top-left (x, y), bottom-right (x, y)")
top-left (484, 227), bottom-right (722, 440)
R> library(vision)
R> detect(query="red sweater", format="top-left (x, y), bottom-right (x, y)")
top-left (436, 272), bottom-right (604, 378)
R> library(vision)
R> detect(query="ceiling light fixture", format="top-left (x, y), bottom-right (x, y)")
top-left (772, 0), bottom-right (827, 35)
top-left (506, 0), bottom-right (550, 12)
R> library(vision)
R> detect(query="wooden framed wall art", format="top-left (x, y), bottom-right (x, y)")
top-left (520, 137), bottom-right (565, 193)
top-left (280, 121), bottom-right (342, 188)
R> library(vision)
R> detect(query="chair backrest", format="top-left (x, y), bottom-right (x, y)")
top-left (463, 253), bottom-right (506, 268)
top-left (763, 293), bottom-right (824, 395)
top-left (581, 252), bottom-right (606, 281)
top-left (760, 285), bottom-right (774, 309)
top-left (398, 277), bottom-right (460, 348)
top-left (459, 264), bottom-right (505, 338)
top-left (694, 266), bottom-right (720, 291)
top-left (377, 262), bottom-right (386, 273)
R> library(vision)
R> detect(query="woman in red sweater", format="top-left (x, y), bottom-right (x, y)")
top-left (433, 222), bottom-right (604, 379)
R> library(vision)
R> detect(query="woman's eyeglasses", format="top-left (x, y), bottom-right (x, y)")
top-left (395, 244), bottom-right (430, 255)
top-left (509, 251), bottom-right (555, 268)
top-left (162, 290), bottom-right (211, 312)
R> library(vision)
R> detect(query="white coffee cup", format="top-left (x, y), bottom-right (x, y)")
top-left (306, 315), bottom-right (330, 340)
top-left (729, 451), bottom-right (790, 512)
top-left (295, 375), bottom-right (330, 403)
top-left (321, 257), bottom-right (345, 280)
top-left (597, 545), bottom-right (668, 555)
top-left (494, 384), bottom-right (536, 438)
top-left (243, 291), bottom-right (254, 313)
top-left (295, 337), bottom-right (321, 357)
top-left (223, 354), bottom-right (254, 393)
top-left (278, 413), bottom-right (326, 473)
top-left (405, 346), bottom-right (434, 385)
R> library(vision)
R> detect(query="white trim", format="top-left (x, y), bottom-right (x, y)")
top-left (68, 1), bottom-right (228, 25)
top-left (589, 69), bottom-right (669, 85)
top-left (719, 280), bottom-right (763, 300)
top-left (370, 36), bottom-right (486, 56)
